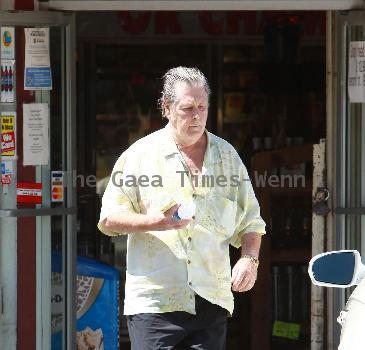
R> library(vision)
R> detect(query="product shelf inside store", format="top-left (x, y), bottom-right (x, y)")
top-left (271, 248), bottom-right (310, 264)
top-left (269, 184), bottom-right (312, 196)
top-left (251, 144), bottom-right (313, 169)
top-left (251, 142), bottom-right (314, 349)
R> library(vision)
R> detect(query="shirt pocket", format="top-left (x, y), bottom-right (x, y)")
top-left (198, 192), bottom-right (237, 240)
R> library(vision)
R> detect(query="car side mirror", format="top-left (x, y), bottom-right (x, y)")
top-left (308, 250), bottom-right (365, 288)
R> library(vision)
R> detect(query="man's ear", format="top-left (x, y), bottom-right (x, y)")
top-left (163, 102), bottom-right (172, 119)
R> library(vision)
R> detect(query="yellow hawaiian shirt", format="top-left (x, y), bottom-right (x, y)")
top-left (98, 125), bottom-right (266, 316)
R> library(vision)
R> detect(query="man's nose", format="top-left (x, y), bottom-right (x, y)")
top-left (192, 107), bottom-right (200, 119)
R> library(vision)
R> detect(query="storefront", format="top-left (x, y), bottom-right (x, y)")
top-left (0, 1), bottom-right (364, 350)
top-left (76, 10), bottom-right (325, 350)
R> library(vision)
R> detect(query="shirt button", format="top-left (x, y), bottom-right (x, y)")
top-left (188, 237), bottom-right (192, 242)
top-left (192, 216), bottom-right (195, 220)
top-left (189, 282), bottom-right (192, 286)
top-left (192, 193), bottom-right (197, 199)
top-left (187, 260), bottom-right (191, 264)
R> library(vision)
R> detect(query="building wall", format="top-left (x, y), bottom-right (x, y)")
top-left (0, 0), bottom-right (35, 10)
top-left (0, 0), bottom-right (14, 10)
top-left (15, 0), bottom-right (34, 10)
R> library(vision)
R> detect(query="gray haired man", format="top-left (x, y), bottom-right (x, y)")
top-left (98, 67), bottom-right (266, 349)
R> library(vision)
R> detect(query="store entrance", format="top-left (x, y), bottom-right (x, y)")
top-left (76, 11), bottom-right (326, 350)
top-left (0, 11), bottom-right (77, 350)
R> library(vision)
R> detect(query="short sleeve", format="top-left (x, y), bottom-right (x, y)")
top-left (97, 152), bottom-right (140, 236)
top-left (230, 161), bottom-right (266, 249)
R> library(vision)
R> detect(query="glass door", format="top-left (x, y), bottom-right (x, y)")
top-left (0, 12), bottom-right (76, 350)
top-left (333, 10), bottom-right (365, 348)
top-left (335, 11), bottom-right (365, 281)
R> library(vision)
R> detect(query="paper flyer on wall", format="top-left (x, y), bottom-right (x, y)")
top-left (348, 41), bottom-right (365, 103)
top-left (1, 27), bottom-right (15, 59)
top-left (24, 28), bottom-right (52, 90)
top-left (23, 103), bottom-right (49, 166)
top-left (1, 59), bottom-right (15, 103)
top-left (0, 112), bottom-right (16, 159)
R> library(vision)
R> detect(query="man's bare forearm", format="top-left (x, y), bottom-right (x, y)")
top-left (103, 211), bottom-right (160, 234)
top-left (240, 232), bottom-right (262, 258)
top-left (102, 205), bottom-right (191, 235)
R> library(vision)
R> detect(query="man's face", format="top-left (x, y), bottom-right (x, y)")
top-left (165, 82), bottom-right (208, 146)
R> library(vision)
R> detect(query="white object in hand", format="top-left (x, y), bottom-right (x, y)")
top-left (172, 202), bottom-right (196, 220)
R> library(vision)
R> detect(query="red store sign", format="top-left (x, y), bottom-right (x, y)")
top-left (116, 11), bottom-right (325, 37)
top-left (77, 11), bottom-right (325, 40)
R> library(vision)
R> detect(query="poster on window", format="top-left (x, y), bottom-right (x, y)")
top-left (24, 28), bottom-right (52, 90)
top-left (1, 59), bottom-right (15, 103)
top-left (348, 41), bottom-right (365, 103)
top-left (1, 27), bottom-right (15, 59)
top-left (1, 112), bottom-right (16, 159)
top-left (23, 103), bottom-right (49, 166)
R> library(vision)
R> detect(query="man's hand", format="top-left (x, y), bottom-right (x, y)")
top-left (231, 257), bottom-right (258, 292)
top-left (103, 204), bottom-right (191, 234)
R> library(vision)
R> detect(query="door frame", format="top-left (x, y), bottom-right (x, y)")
top-left (45, 0), bottom-right (364, 11)
top-left (331, 9), bottom-right (365, 349)
top-left (0, 11), bottom-right (77, 350)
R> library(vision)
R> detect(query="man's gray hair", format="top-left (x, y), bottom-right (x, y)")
top-left (159, 66), bottom-right (211, 118)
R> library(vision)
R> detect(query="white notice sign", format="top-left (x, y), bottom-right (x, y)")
top-left (24, 28), bottom-right (52, 90)
top-left (23, 103), bottom-right (49, 166)
top-left (348, 41), bottom-right (365, 103)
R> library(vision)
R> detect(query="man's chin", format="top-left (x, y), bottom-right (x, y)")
top-left (188, 125), bottom-right (203, 133)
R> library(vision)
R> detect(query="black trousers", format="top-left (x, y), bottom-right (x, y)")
top-left (127, 294), bottom-right (227, 350)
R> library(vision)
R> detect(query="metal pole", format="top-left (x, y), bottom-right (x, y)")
top-left (311, 140), bottom-right (326, 350)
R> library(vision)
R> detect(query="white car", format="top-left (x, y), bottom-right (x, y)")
top-left (309, 250), bottom-right (365, 350)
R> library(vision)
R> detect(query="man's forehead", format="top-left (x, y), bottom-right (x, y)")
top-left (174, 82), bottom-right (208, 102)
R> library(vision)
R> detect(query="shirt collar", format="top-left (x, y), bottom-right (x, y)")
top-left (160, 124), bottom-right (179, 158)
top-left (203, 132), bottom-right (222, 165)
top-left (161, 124), bottom-right (221, 165)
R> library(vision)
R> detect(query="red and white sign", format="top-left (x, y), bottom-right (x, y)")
top-left (1, 160), bottom-right (13, 185)
top-left (1, 112), bottom-right (16, 158)
top-left (2, 175), bottom-right (11, 184)
top-left (17, 182), bottom-right (42, 204)
top-left (1, 130), bottom-right (15, 152)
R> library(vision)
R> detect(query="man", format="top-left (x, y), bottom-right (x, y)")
top-left (98, 67), bottom-right (266, 350)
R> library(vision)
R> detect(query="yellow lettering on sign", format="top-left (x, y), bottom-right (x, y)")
top-left (1, 114), bottom-right (16, 157)
top-left (272, 321), bottom-right (300, 340)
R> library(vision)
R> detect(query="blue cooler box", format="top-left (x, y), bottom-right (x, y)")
top-left (51, 252), bottom-right (120, 350)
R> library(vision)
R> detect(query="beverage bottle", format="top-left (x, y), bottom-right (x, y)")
top-left (172, 202), bottom-right (196, 220)
top-left (4, 66), bottom-right (8, 92)
top-left (1, 66), bottom-right (4, 92)
top-left (284, 217), bottom-right (291, 237)
top-left (8, 66), bottom-right (13, 93)
top-left (302, 216), bottom-right (309, 237)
